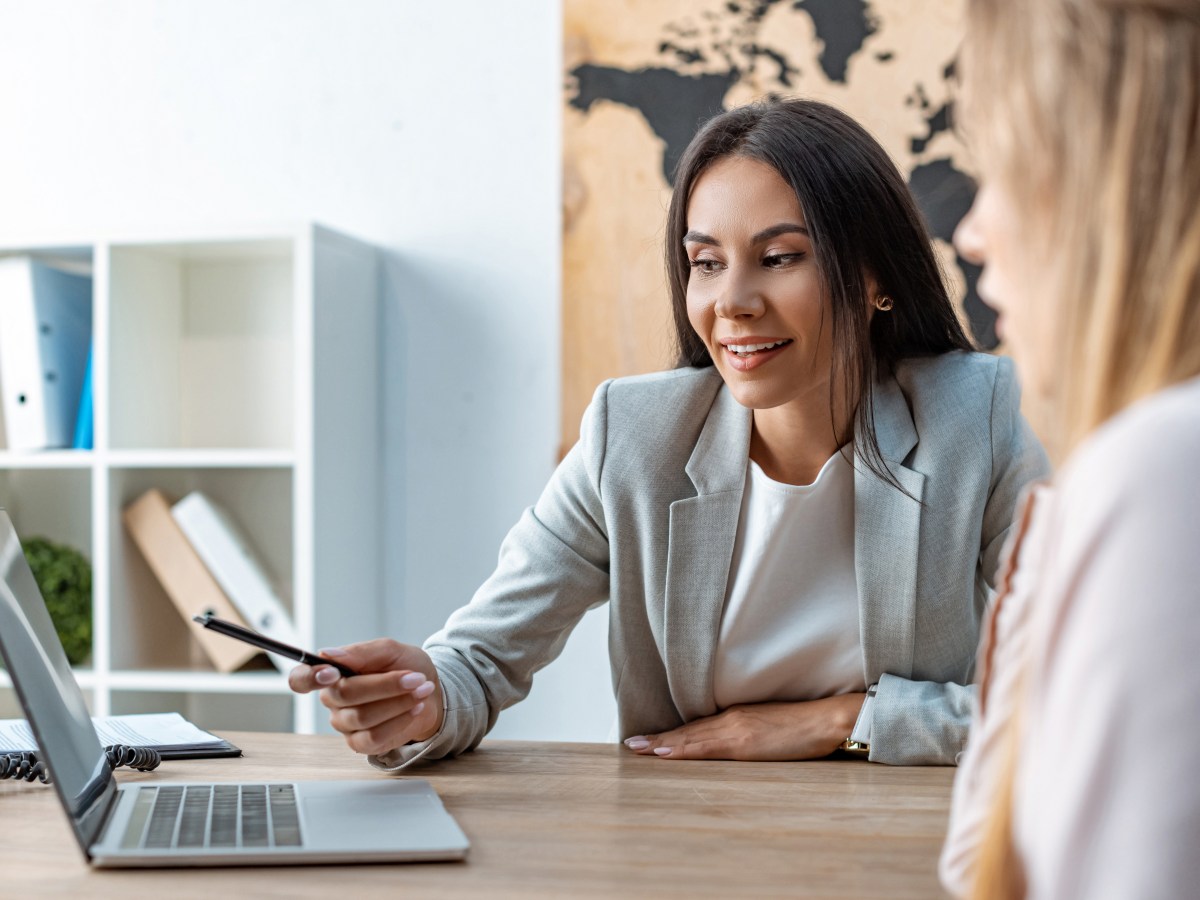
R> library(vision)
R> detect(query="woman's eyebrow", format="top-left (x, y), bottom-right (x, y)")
top-left (752, 223), bottom-right (809, 243)
top-left (683, 224), bottom-right (810, 247)
top-left (682, 230), bottom-right (718, 246)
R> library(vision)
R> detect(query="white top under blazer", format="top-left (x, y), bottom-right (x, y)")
top-left (713, 453), bottom-right (865, 710)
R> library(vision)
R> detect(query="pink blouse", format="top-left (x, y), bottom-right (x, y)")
top-left (941, 376), bottom-right (1200, 899)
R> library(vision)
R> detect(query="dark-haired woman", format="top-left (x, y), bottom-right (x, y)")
top-left (290, 98), bottom-right (1048, 769)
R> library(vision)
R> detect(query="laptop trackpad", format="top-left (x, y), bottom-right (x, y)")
top-left (300, 781), bottom-right (466, 853)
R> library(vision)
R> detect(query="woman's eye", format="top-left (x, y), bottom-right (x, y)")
top-left (688, 258), bottom-right (723, 275)
top-left (763, 252), bottom-right (803, 268)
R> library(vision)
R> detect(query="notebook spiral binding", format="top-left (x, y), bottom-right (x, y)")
top-left (0, 744), bottom-right (162, 784)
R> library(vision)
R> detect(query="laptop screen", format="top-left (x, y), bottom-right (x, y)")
top-left (0, 510), bottom-right (114, 854)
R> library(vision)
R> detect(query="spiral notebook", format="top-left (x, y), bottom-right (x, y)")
top-left (0, 712), bottom-right (241, 760)
top-left (0, 508), bottom-right (469, 867)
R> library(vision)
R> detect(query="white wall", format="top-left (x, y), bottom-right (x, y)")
top-left (0, 0), bottom-right (616, 741)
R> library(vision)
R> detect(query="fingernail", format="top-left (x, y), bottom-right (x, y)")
top-left (413, 680), bottom-right (436, 699)
top-left (399, 672), bottom-right (425, 690)
top-left (626, 739), bottom-right (651, 751)
top-left (412, 702), bottom-right (425, 716)
top-left (314, 667), bottom-right (339, 685)
top-left (653, 747), bottom-right (672, 757)
top-left (318, 647), bottom-right (348, 658)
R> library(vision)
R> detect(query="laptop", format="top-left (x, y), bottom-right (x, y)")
top-left (0, 509), bottom-right (469, 867)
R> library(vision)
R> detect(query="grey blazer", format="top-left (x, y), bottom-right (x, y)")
top-left (375, 351), bottom-right (1049, 770)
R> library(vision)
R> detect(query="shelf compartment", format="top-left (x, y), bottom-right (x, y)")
top-left (108, 466), bottom-right (293, 672)
top-left (107, 239), bottom-right (294, 451)
top-left (0, 467), bottom-right (92, 554)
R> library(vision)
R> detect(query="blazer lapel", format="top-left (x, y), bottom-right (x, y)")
top-left (663, 384), bottom-right (751, 721)
top-left (855, 373), bottom-right (926, 683)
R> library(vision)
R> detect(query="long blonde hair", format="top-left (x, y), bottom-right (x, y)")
top-left (958, 0), bottom-right (1200, 896)
top-left (961, 0), bottom-right (1200, 456)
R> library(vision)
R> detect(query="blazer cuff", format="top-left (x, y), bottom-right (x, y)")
top-left (868, 673), bottom-right (974, 766)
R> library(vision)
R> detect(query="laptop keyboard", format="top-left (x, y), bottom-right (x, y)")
top-left (122, 784), bottom-right (303, 850)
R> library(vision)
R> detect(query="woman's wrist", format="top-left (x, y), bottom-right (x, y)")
top-left (827, 692), bottom-right (867, 745)
top-left (412, 680), bottom-right (446, 744)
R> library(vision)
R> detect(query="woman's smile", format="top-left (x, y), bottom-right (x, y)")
top-left (720, 336), bottom-right (794, 370)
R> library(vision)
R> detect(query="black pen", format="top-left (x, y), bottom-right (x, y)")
top-left (192, 613), bottom-right (359, 677)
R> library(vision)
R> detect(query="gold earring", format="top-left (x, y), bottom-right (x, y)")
top-left (876, 295), bottom-right (894, 312)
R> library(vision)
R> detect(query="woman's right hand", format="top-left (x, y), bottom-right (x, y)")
top-left (287, 638), bottom-right (444, 756)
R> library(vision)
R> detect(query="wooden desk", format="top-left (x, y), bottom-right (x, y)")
top-left (0, 733), bottom-right (954, 898)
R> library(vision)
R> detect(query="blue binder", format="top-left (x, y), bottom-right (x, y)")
top-left (72, 346), bottom-right (93, 450)
top-left (0, 258), bottom-right (92, 451)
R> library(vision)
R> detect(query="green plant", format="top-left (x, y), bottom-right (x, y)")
top-left (23, 536), bottom-right (92, 667)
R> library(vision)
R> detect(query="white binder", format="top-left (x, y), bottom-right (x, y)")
top-left (170, 491), bottom-right (300, 672)
top-left (0, 257), bottom-right (92, 451)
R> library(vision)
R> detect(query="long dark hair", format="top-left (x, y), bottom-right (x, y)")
top-left (665, 96), bottom-right (973, 490)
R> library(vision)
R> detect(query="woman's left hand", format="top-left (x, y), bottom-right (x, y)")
top-left (623, 693), bottom-right (866, 761)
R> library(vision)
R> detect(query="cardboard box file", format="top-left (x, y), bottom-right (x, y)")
top-left (122, 489), bottom-right (259, 673)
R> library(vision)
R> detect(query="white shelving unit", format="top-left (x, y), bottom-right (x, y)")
top-left (0, 224), bottom-right (382, 734)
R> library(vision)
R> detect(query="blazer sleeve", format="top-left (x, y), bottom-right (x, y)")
top-left (370, 382), bottom-right (614, 771)
top-left (869, 356), bottom-right (1051, 766)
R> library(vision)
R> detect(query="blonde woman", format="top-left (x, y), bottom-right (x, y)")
top-left (940, 0), bottom-right (1200, 897)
